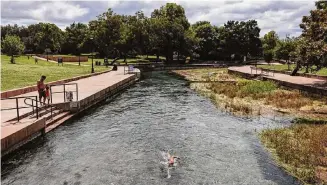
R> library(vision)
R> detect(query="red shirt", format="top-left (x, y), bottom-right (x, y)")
top-left (45, 89), bottom-right (50, 97)
top-left (37, 81), bottom-right (45, 91)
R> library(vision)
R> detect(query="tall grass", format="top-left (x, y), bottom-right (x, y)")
top-left (210, 79), bottom-right (277, 99)
top-left (261, 124), bottom-right (327, 184)
top-left (265, 90), bottom-right (313, 109)
top-left (237, 80), bottom-right (277, 98)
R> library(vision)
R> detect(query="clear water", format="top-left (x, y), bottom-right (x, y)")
top-left (1, 72), bottom-right (300, 185)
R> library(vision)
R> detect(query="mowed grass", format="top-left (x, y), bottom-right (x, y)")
top-left (260, 64), bottom-right (327, 76)
top-left (1, 55), bottom-right (109, 91)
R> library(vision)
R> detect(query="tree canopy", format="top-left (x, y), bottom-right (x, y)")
top-left (1, 2), bottom-right (326, 69)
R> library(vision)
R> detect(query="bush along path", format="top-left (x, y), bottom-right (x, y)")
top-left (172, 68), bottom-right (327, 184)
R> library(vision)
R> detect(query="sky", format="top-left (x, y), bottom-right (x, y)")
top-left (1, 0), bottom-right (316, 37)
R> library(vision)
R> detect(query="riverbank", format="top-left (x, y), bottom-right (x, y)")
top-left (172, 68), bottom-right (327, 184)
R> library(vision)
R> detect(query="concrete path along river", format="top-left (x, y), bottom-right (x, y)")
top-left (1, 72), bottom-right (300, 185)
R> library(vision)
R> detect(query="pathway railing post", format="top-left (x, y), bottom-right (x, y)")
top-left (76, 83), bottom-right (79, 101)
top-left (36, 96), bottom-right (38, 119)
top-left (50, 85), bottom-right (53, 104)
top-left (64, 84), bottom-right (66, 102)
top-left (16, 98), bottom-right (20, 122)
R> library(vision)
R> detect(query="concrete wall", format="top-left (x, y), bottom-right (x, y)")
top-left (1, 118), bottom-right (46, 156)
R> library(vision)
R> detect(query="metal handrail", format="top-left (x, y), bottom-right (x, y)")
top-left (50, 83), bottom-right (78, 103)
top-left (1, 96), bottom-right (38, 122)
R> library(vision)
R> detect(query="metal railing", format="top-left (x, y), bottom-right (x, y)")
top-left (50, 83), bottom-right (78, 103)
top-left (1, 96), bottom-right (39, 122)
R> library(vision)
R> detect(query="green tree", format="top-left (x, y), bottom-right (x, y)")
top-left (26, 23), bottom-right (64, 53)
top-left (151, 3), bottom-right (190, 63)
top-left (192, 21), bottom-right (220, 60)
top-left (293, 1), bottom-right (327, 74)
top-left (2, 35), bottom-right (25, 63)
top-left (262, 31), bottom-right (279, 63)
top-left (274, 36), bottom-right (297, 70)
top-left (62, 22), bottom-right (89, 55)
top-left (223, 20), bottom-right (262, 61)
top-left (88, 9), bottom-right (122, 57)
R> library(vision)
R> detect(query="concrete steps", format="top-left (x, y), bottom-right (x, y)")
top-left (45, 112), bottom-right (73, 133)
top-left (4, 105), bottom-right (72, 132)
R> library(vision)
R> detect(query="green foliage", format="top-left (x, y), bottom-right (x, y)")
top-left (263, 31), bottom-right (278, 51)
top-left (274, 36), bottom-right (297, 61)
top-left (223, 20), bottom-right (262, 59)
top-left (238, 80), bottom-right (277, 96)
top-left (293, 1), bottom-right (327, 73)
top-left (1, 35), bottom-right (25, 63)
top-left (62, 22), bottom-right (89, 55)
top-left (263, 50), bottom-right (273, 62)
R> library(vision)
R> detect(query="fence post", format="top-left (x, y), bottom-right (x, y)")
top-left (16, 98), bottom-right (20, 122)
top-left (76, 83), bottom-right (79, 101)
top-left (50, 85), bottom-right (53, 104)
top-left (32, 99), bottom-right (35, 114)
top-left (36, 96), bottom-right (38, 119)
top-left (64, 84), bottom-right (66, 102)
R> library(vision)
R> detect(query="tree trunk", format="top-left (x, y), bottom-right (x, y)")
top-left (305, 64), bottom-right (309, 73)
top-left (287, 60), bottom-right (290, 71)
top-left (177, 52), bottom-right (180, 61)
top-left (11, 55), bottom-right (14, 64)
top-left (291, 63), bottom-right (300, 76)
top-left (165, 53), bottom-right (169, 64)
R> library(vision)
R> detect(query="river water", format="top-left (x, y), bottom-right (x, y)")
top-left (2, 72), bottom-right (300, 185)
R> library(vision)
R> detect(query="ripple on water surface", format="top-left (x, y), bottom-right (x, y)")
top-left (1, 72), bottom-right (300, 185)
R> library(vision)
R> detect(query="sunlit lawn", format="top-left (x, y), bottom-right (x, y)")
top-left (259, 64), bottom-right (327, 76)
top-left (1, 55), bottom-right (109, 91)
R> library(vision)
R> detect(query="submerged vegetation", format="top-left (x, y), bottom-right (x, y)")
top-left (173, 68), bottom-right (327, 184)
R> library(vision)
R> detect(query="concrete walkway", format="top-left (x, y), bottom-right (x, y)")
top-left (229, 66), bottom-right (327, 89)
top-left (1, 67), bottom-right (134, 124)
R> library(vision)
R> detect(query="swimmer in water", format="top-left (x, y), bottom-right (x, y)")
top-left (160, 151), bottom-right (180, 178)
top-left (167, 153), bottom-right (180, 167)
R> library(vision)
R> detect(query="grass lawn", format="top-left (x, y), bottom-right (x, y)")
top-left (259, 64), bottom-right (327, 76)
top-left (1, 55), bottom-right (109, 91)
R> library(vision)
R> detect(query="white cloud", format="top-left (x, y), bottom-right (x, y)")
top-left (29, 1), bottom-right (89, 21)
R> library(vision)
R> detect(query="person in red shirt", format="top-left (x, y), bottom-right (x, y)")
top-left (45, 85), bottom-right (50, 104)
top-left (37, 75), bottom-right (46, 105)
